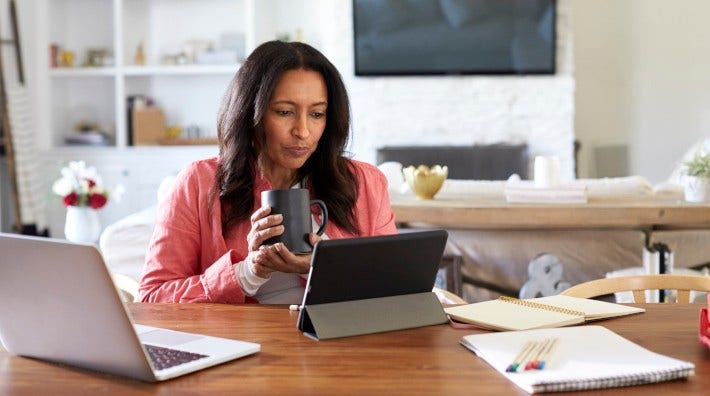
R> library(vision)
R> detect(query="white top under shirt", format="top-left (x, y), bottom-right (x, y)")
top-left (234, 214), bottom-right (328, 304)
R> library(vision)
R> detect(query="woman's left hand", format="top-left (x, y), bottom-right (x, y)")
top-left (253, 233), bottom-right (322, 275)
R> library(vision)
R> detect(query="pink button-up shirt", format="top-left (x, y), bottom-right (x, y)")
top-left (139, 157), bottom-right (397, 303)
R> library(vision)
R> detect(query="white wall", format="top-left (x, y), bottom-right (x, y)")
top-left (574, 0), bottom-right (710, 183)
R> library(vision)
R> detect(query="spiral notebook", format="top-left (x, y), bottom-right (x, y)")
top-left (444, 295), bottom-right (644, 331)
top-left (461, 326), bottom-right (694, 393)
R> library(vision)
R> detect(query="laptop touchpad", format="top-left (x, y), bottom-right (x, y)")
top-left (139, 329), bottom-right (203, 346)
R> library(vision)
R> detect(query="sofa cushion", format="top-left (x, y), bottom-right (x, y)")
top-left (98, 205), bottom-right (157, 281)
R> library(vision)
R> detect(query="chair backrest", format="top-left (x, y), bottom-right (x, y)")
top-left (110, 272), bottom-right (140, 303)
top-left (561, 274), bottom-right (710, 303)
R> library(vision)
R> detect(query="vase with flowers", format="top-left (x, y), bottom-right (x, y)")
top-left (52, 161), bottom-right (109, 243)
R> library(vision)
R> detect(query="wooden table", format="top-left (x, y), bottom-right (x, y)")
top-left (1, 303), bottom-right (708, 395)
top-left (391, 195), bottom-right (710, 230)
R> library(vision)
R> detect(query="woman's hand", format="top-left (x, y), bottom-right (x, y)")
top-left (246, 206), bottom-right (284, 252)
top-left (246, 207), bottom-right (322, 278)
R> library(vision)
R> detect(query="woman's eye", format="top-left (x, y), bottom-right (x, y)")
top-left (311, 111), bottom-right (325, 119)
top-left (276, 110), bottom-right (293, 116)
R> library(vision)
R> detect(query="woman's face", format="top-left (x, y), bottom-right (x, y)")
top-left (261, 68), bottom-right (327, 184)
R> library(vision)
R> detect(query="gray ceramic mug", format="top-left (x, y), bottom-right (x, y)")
top-left (261, 188), bottom-right (328, 253)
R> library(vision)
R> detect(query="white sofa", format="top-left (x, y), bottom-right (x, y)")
top-left (99, 205), bottom-right (157, 282)
top-left (99, 176), bottom-right (175, 282)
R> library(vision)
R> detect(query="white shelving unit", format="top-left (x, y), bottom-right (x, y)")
top-left (36, 0), bottom-right (328, 150)
top-left (38, 0), bottom-right (253, 149)
top-left (33, 0), bottom-right (327, 237)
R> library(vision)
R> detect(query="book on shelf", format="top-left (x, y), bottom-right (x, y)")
top-left (459, 325), bottom-right (694, 393)
top-left (64, 132), bottom-right (110, 146)
top-left (444, 295), bottom-right (644, 331)
top-left (504, 181), bottom-right (588, 204)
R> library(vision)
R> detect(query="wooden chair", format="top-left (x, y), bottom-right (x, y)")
top-left (110, 272), bottom-right (140, 303)
top-left (561, 274), bottom-right (710, 303)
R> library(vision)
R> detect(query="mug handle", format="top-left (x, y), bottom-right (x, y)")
top-left (310, 199), bottom-right (328, 236)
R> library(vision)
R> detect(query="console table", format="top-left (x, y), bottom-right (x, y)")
top-left (391, 195), bottom-right (710, 230)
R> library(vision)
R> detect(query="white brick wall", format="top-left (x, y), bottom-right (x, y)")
top-left (319, 0), bottom-right (575, 180)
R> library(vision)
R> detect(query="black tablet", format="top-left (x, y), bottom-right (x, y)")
top-left (297, 229), bottom-right (449, 338)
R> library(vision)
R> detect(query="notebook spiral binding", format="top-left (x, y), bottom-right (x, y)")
top-left (535, 366), bottom-right (695, 393)
top-left (498, 296), bottom-right (586, 317)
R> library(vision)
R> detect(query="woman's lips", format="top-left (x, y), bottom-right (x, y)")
top-left (285, 146), bottom-right (311, 157)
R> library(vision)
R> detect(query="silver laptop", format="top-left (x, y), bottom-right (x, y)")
top-left (0, 233), bottom-right (260, 382)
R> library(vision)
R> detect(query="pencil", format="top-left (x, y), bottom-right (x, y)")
top-left (524, 339), bottom-right (549, 371)
top-left (524, 338), bottom-right (559, 371)
top-left (506, 341), bottom-right (536, 372)
top-left (536, 338), bottom-right (559, 370)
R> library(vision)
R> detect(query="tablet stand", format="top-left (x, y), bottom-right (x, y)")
top-left (298, 291), bottom-right (448, 340)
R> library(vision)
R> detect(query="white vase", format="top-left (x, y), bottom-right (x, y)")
top-left (64, 206), bottom-right (102, 244)
top-left (683, 175), bottom-right (710, 202)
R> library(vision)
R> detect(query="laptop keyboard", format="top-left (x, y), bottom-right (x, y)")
top-left (144, 344), bottom-right (209, 370)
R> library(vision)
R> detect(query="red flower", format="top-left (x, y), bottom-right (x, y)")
top-left (62, 192), bottom-right (78, 207)
top-left (88, 193), bottom-right (108, 209)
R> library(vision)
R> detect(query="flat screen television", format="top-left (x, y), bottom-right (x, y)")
top-left (353, 0), bottom-right (556, 76)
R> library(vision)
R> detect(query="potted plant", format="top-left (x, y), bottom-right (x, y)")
top-left (682, 152), bottom-right (710, 202)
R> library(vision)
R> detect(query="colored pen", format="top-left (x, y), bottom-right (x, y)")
top-left (506, 341), bottom-right (536, 372)
top-left (506, 338), bottom-right (559, 373)
top-left (535, 338), bottom-right (559, 370)
top-left (524, 339), bottom-right (548, 371)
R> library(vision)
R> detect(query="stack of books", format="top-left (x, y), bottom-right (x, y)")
top-left (64, 132), bottom-right (110, 146)
top-left (504, 181), bottom-right (588, 204)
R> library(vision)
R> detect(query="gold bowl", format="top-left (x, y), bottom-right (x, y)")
top-left (403, 165), bottom-right (448, 199)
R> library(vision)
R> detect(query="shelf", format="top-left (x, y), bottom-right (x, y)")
top-left (50, 65), bottom-right (240, 77)
top-left (157, 138), bottom-right (219, 146)
top-left (123, 64), bottom-right (240, 76)
top-left (50, 67), bottom-right (117, 77)
top-left (49, 144), bottom-right (219, 154)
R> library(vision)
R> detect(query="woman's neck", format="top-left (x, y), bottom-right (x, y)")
top-left (259, 158), bottom-right (298, 189)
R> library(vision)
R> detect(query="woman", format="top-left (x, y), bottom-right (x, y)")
top-left (139, 41), bottom-right (397, 304)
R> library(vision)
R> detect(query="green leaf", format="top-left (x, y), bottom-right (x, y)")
top-left (684, 152), bottom-right (710, 177)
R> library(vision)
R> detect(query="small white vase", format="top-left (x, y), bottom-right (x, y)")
top-left (683, 175), bottom-right (710, 202)
top-left (64, 206), bottom-right (102, 244)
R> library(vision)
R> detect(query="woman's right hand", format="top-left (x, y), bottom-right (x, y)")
top-left (245, 206), bottom-right (320, 278)
top-left (246, 206), bottom-right (284, 252)
top-left (245, 206), bottom-right (284, 278)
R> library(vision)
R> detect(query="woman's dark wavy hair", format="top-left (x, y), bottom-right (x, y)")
top-left (211, 40), bottom-right (359, 234)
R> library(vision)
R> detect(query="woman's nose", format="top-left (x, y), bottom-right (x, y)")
top-left (292, 114), bottom-right (310, 138)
